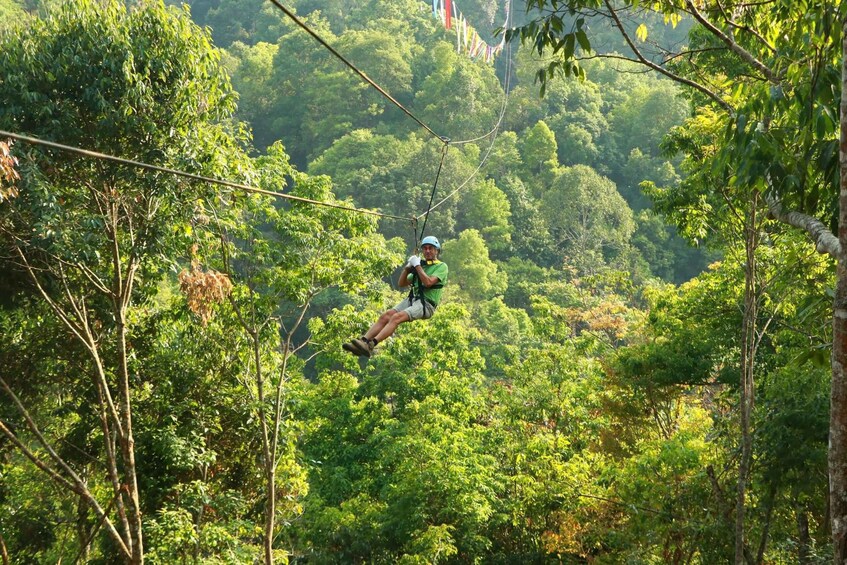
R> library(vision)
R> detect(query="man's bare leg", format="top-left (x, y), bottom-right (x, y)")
top-left (371, 311), bottom-right (411, 343)
top-left (345, 310), bottom-right (411, 357)
top-left (364, 309), bottom-right (400, 340)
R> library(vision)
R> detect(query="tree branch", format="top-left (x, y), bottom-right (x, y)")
top-left (714, 0), bottom-right (776, 53)
top-left (17, 248), bottom-right (92, 354)
top-left (603, 0), bottom-right (734, 113)
top-left (272, 296), bottom-right (312, 461)
top-left (15, 246), bottom-right (126, 441)
top-left (74, 261), bottom-right (111, 296)
top-left (0, 391), bottom-right (131, 559)
top-left (683, 0), bottom-right (780, 84)
top-left (766, 196), bottom-right (840, 257)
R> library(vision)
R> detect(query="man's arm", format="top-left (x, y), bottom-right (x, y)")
top-left (398, 265), bottom-right (413, 288)
top-left (412, 265), bottom-right (440, 287)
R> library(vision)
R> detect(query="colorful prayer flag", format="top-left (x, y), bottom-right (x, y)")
top-left (432, 0), bottom-right (508, 63)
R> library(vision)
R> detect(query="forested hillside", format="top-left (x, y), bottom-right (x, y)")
top-left (0, 0), bottom-right (839, 563)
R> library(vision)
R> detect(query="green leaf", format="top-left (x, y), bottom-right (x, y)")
top-left (575, 29), bottom-right (590, 52)
top-left (564, 33), bottom-right (575, 58)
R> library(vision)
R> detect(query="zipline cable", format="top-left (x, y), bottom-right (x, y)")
top-left (449, 120), bottom-right (505, 146)
top-left (264, 0), bottom-right (517, 225)
top-left (0, 130), bottom-right (412, 222)
top-left (264, 0), bottom-right (453, 247)
top-left (449, 54), bottom-right (513, 148)
top-left (266, 0), bottom-right (448, 146)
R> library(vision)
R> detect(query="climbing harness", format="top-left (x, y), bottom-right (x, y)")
top-left (408, 258), bottom-right (445, 315)
top-left (405, 139), bottom-right (448, 317)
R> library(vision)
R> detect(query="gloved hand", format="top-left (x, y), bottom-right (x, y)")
top-left (409, 255), bottom-right (421, 268)
top-left (407, 255), bottom-right (419, 269)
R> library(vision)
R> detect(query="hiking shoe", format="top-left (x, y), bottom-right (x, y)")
top-left (342, 337), bottom-right (373, 357)
top-left (342, 341), bottom-right (361, 355)
top-left (350, 337), bottom-right (374, 357)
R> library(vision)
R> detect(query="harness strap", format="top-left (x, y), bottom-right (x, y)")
top-left (408, 273), bottom-right (442, 301)
top-left (408, 259), bottom-right (443, 306)
top-left (408, 285), bottom-right (443, 299)
top-left (408, 285), bottom-right (438, 311)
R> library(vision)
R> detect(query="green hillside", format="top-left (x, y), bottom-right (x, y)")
top-left (0, 0), bottom-right (839, 563)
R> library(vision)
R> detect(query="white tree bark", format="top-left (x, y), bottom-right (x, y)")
top-left (766, 196), bottom-right (841, 257)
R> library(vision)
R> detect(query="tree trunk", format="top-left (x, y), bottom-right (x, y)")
top-left (736, 194), bottom-right (759, 564)
top-left (110, 202), bottom-right (143, 564)
top-left (797, 498), bottom-right (811, 565)
top-left (252, 330), bottom-right (275, 565)
top-left (755, 483), bottom-right (777, 564)
top-left (832, 18), bottom-right (847, 565)
top-left (228, 290), bottom-right (277, 565)
top-left (117, 308), bottom-right (144, 564)
top-left (265, 466), bottom-right (276, 565)
top-left (77, 491), bottom-right (91, 563)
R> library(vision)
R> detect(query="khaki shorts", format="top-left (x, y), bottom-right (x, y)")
top-left (392, 296), bottom-right (436, 321)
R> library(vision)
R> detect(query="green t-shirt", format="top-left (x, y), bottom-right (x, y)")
top-left (407, 260), bottom-right (448, 305)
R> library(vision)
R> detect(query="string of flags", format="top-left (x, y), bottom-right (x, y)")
top-left (431, 0), bottom-right (509, 63)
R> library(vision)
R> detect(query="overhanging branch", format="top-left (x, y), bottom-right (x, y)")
top-left (602, 0), bottom-right (734, 113)
top-left (683, 0), bottom-right (780, 85)
top-left (766, 196), bottom-right (840, 257)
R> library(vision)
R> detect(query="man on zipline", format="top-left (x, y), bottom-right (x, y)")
top-left (344, 236), bottom-right (448, 357)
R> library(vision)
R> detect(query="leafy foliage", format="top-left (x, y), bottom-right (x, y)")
top-left (0, 0), bottom-right (837, 562)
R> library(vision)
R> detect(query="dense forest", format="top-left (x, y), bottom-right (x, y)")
top-left (0, 0), bottom-right (842, 563)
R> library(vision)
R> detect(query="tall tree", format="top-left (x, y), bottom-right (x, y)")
top-left (518, 120), bottom-right (559, 183)
top-left (0, 1), bottom-right (248, 561)
top-left (199, 141), bottom-right (399, 563)
top-left (541, 165), bottom-right (635, 273)
top-left (510, 1), bottom-right (844, 560)
top-left (443, 229), bottom-right (506, 302)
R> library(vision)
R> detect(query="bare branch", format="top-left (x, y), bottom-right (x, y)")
top-left (71, 485), bottom-right (127, 565)
top-left (74, 261), bottom-right (111, 295)
top-left (0, 530), bottom-right (8, 565)
top-left (0, 419), bottom-right (75, 492)
top-left (17, 248), bottom-right (93, 355)
top-left (0, 385), bottom-right (131, 559)
top-left (59, 262), bottom-right (89, 331)
top-left (683, 0), bottom-right (780, 84)
top-left (16, 247), bottom-right (125, 439)
top-left (603, 0), bottom-right (734, 112)
top-left (714, 0), bottom-right (776, 53)
top-left (95, 380), bottom-right (133, 543)
top-left (273, 297), bottom-right (313, 459)
top-left (291, 340), bottom-right (311, 355)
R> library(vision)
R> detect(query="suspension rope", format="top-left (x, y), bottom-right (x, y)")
top-left (5, 0), bottom-right (513, 230)
top-left (417, 142), bottom-right (450, 241)
top-left (266, 0), bottom-right (447, 145)
top-left (448, 58), bottom-right (512, 148)
top-left (449, 123), bottom-right (504, 146)
top-left (0, 130), bottom-right (412, 222)
top-left (264, 0), bottom-right (520, 224)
